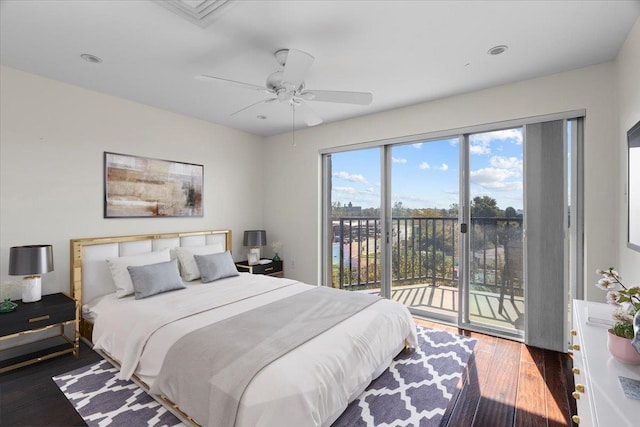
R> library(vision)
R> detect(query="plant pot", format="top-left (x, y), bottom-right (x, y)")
top-left (607, 329), bottom-right (640, 365)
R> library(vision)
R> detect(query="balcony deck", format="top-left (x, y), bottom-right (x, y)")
top-left (368, 283), bottom-right (525, 331)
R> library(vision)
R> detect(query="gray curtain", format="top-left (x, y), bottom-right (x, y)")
top-left (524, 120), bottom-right (567, 352)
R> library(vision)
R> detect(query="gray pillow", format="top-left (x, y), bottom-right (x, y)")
top-left (194, 251), bottom-right (239, 283)
top-left (127, 259), bottom-right (185, 299)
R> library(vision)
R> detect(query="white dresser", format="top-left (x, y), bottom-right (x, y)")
top-left (572, 300), bottom-right (640, 426)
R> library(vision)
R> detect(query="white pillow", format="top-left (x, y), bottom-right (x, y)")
top-left (174, 243), bottom-right (225, 281)
top-left (106, 248), bottom-right (171, 298)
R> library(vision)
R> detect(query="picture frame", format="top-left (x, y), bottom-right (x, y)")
top-left (628, 121), bottom-right (640, 252)
top-left (248, 250), bottom-right (260, 266)
top-left (104, 152), bottom-right (203, 218)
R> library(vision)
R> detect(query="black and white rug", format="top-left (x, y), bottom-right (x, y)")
top-left (53, 327), bottom-right (476, 427)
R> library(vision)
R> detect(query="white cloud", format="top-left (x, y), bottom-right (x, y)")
top-left (419, 161), bottom-right (430, 170)
top-left (470, 140), bottom-right (491, 155)
top-left (412, 143), bottom-right (423, 149)
top-left (468, 129), bottom-right (523, 156)
top-left (490, 156), bottom-right (522, 172)
top-left (438, 163), bottom-right (449, 171)
top-left (392, 157), bottom-right (407, 164)
top-left (332, 186), bottom-right (381, 207)
top-left (332, 171), bottom-right (368, 184)
top-left (471, 129), bottom-right (523, 145)
top-left (333, 186), bottom-right (357, 195)
top-left (470, 167), bottom-right (522, 191)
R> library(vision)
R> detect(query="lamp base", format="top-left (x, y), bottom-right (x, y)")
top-left (248, 247), bottom-right (261, 265)
top-left (22, 276), bottom-right (42, 303)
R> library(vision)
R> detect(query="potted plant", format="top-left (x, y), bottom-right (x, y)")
top-left (595, 267), bottom-right (640, 364)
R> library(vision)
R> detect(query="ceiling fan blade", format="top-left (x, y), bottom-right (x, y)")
top-left (301, 89), bottom-right (373, 105)
top-left (231, 97), bottom-right (275, 116)
top-left (196, 74), bottom-right (271, 94)
top-left (294, 100), bottom-right (323, 127)
top-left (281, 49), bottom-right (314, 89)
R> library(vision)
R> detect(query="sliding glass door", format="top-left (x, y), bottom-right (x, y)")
top-left (325, 148), bottom-right (382, 292)
top-left (322, 113), bottom-right (582, 347)
top-left (389, 139), bottom-right (460, 323)
top-left (466, 128), bottom-right (524, 334)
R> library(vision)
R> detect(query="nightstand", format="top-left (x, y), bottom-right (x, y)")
top-left (0, 293), bottom-right (78, 373)
top-left (235, 259), bottom-right (284, 278)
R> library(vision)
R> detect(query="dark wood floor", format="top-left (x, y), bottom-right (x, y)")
top-left (414, 319), bottom-right (577, 427)
top-left (0, 321), bottom-right (576, 427)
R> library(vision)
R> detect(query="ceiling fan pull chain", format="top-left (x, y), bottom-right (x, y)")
top-left (292, 102), bottom-right (296, 147)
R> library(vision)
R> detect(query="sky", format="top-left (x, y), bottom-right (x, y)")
top-left (331, 128), bottom-right (524, 211)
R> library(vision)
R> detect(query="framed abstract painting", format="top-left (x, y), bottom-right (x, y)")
top-left (104, 152), bottom-right (203, 218)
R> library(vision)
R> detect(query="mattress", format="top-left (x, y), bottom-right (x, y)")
top-left (89, 273), bottom-right (418, 427)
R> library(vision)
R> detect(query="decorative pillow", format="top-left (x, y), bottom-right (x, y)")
top-left (106, 248), bottom-right (171, 298)
top-left (194, 251), bottom-right (239, 283)
top-left (174, 243), bottom-right (225, 281)
top-left (127, 259), bottom-right (185, 300)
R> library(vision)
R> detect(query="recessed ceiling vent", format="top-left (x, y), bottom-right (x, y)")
top-left (153, 0), bottom-right (236, 28)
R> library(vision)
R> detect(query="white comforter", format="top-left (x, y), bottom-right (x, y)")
top-left (90, 273), bottom-right (418, 427)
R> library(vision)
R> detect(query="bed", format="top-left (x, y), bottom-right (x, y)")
top-left (70, 229), bottom-right (418, 427)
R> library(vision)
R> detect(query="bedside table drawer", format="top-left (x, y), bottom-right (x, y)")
top-left (0, 292), bottom-right (79, 373)
top-left (0, 294), bottom-right (75, 336)
top-left (236, 260), bottom-right (284, 277)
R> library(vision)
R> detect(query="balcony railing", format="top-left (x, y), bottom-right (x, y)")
top-left (332, 216), bottom-right (523, 295)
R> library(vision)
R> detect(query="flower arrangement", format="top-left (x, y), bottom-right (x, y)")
top-left (0, 281), bottom-right (22, 312)
top-left (596, 267), bottom-right (640, 339)
top-left (271, 241), bottom-right (282, 261)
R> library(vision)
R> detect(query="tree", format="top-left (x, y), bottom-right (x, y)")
top-left (471, 196), bottom-right (500, 217)
top-left (393, 201), bottom-right (408, 217)
top-left (504, 206), bottom-right (517, 217)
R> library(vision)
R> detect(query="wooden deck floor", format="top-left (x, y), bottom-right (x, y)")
top-left (0, 319), bottom-right (575, 427)
top-left (389, 284), bottom-right (525, 331)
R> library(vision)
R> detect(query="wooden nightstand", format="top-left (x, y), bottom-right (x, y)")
top-left (235, 259), bottom-right (284, 278)
top-left (0, 293), bottom-right (78, 373)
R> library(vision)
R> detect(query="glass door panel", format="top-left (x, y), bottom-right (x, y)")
top-left (328, 148), bottom-right (382, 292)
top-left (390, 139), bottom-right (460, 321)
top-left (467, 128), bottom-right (524, 334)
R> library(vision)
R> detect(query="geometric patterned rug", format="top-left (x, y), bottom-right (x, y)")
top-left (332, 326), bottom-right (476, 426)
top-left (53, 326), bottom-right (475, 427)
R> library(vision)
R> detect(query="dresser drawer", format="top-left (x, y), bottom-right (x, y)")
top-left (571, 329), bottom-right (593, 427)
top-left (0, 293), bottom-right (75, 337)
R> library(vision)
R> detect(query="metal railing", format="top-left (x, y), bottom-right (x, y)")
top-left (332, 216), bottom-right (523, 293)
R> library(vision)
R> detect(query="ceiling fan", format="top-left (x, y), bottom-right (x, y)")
top-left (196, 49), bottom-right (373, 127)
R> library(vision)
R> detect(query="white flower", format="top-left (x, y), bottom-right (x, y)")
top-left (596, 277), bottom-right (616, 290)
top-left (606, 290), bottom-right (621, 305)
top-left (613, 307), bottom-right (634, 324)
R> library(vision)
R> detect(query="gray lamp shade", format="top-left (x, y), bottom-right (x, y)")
top-left (243, 230), bottom-right (267, 247)
top-left (8, 245), bottom-right (54, 276)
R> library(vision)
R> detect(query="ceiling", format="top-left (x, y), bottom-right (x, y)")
top-left (1, 0), bottom-right (639, 137)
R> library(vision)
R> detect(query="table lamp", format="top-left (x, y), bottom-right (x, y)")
top-left (9, 244), bottom-right (54, 303)
top-left (243, 230), bottom-right (266, 265)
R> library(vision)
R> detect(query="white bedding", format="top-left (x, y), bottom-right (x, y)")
top-left (90, 273), bottom-right (418, 427)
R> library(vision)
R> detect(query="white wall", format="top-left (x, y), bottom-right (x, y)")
top-left (617, 19), bottom-right (640, 286)
top-left (0, 66), bottom-right (264, 299)
top-left (263, 61), bottom-right (623, 303)
top-left (2, 20), bottom-right (637, 304)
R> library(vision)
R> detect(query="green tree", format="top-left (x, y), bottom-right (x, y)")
top-left (471, 196), bottom-right (500, 217)
top-left (504, 206), bottom-right (517, 217)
